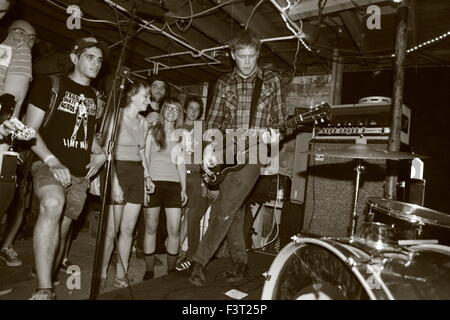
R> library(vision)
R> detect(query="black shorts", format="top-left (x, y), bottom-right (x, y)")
top-left (115, 160), bottom-right (144, 205)
top-left (147, 181), bottom-right (182, 208)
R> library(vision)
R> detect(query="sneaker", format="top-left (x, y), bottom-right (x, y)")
top-left (0, 283), bottom-right (13, 296)
top-left (175, 257), bottom-right (192, 271)
top-left (30, 267), bottom-right (61, 286)
top-left (113, 277), bottom-right (129, 288)
top-left (59, 258), bottom-right (73, 272)
top-left (29, 289), bottom-right (56, 300)
top-left (0, 247), bottom-right (23, 267)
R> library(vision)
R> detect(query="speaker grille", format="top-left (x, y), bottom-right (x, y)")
top-left (303, 141), bottom-right (387, 237)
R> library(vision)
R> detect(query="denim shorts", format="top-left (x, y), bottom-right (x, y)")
top-left (31, 161), bottom-right (90, 220)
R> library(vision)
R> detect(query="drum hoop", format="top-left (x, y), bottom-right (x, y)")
top-left (261, 238), bottom-right (380, 300)
top-left (409, 244), bottom-right (450, 255)
top-left (368, 199), bottom-right (440, 227)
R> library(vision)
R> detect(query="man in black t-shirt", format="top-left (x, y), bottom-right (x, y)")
top-left (24, 37), bottom-right (108, 300)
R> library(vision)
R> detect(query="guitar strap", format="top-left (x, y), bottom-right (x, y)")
top-left (249, 69), bottom-right (264, 128)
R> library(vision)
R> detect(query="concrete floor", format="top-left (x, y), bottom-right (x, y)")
top-left (0, 227), bottom-right (172, 300)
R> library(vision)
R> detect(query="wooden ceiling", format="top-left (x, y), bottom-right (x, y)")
top-left (4, 0), bottom-right (450, 86)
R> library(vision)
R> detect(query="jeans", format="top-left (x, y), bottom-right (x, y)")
top-left (185, 173), bottom-right (208, 259)
top-left (192, 164), bottom-right (261, 266)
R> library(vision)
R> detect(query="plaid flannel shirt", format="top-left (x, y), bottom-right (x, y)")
top-left (206, 67), bottom-right (286, 132)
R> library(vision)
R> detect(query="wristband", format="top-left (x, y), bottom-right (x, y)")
top-left (44, 154), bottom-right (56, 165)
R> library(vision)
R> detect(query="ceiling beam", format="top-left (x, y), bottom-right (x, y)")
top-left (164, 0), bottom-right (234, 46)
top-left (339, 11), bottom-right (366, 51)
top-left (210, 0), bottom-right (294, 67)
top-left (24, 0), bottom-right (215, 84)
top-left (289, 0), bottom-right (388, 21)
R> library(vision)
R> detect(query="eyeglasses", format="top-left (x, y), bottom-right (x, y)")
top-left (165, 105), bottom-right (179, 112)
top-left (10, 28), bottom-right (38, 43)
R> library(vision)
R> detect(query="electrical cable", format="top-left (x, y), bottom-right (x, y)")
top-left (245, 0), bottom-right (264, 30)
top-left (175, 0), bottom-right (193, 32)
top-left (166, 0), bottom-right (242, 20)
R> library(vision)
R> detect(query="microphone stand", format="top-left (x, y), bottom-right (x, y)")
top-left (89, 4), bottom-right (137, 300)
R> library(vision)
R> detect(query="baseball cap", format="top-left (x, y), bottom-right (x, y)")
top-left (71, 37), bottom-right (109, 58)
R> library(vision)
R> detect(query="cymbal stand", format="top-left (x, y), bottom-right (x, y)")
top-left (350, 159), bottom-right (366, 236)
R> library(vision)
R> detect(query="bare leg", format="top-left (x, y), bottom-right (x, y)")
top-left (115, 203), bottom-right (141, 279)
top-left (0, 207), bottom-right (24, 250)
top-left (101, 205), bottom-right (123, 279)
top-left (179, 208), bottom-right (188, 252)
top-left (165, 208), bottom-right (182, 271)
top-left (143, 207), bottom-right (161, 272)
top-left (53, 216), bottom-right (73, 275)
top-left (34, 185), bottom-right (65, 289)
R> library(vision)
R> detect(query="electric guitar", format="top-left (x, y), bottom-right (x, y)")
top-left (202, 102), bottom-right (331, 187)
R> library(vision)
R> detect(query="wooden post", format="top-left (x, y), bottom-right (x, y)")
top-left (384, 1), bottom-right (408, 199)
top-left (330, 49), bottom-right (344, 105)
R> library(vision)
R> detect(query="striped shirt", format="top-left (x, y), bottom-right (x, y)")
top-left (0, 36), bottom-right (32, 93)
top-left (206, 67), bottom-right (286, 131)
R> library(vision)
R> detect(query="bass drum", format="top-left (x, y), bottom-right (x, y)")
top-left (261, 237), bottom-right (450, 300)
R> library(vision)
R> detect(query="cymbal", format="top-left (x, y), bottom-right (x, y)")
top-left (306, 144), bottom-right (427, 160)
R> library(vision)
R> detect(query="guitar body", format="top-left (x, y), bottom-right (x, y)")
top-left (202, 163), bottom-right (246, 187)
top-left (202, 103), bottom-right (331, 187)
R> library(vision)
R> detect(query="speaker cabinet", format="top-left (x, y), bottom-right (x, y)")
top-left (302, 141), bottom-right (388, 237)
top-left (290, 133), bottom-right (313, 203)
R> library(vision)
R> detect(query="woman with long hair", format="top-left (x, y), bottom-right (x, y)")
top-left (101, 80), bottom-right (152, 288)
top-left (142, 97), bottom-right (187, 280)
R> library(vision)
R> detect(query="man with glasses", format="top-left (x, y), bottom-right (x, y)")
top-left (0, 19), bottom-right (36, 296)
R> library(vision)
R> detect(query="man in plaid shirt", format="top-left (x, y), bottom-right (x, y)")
top-left (188, 29), bottom-right (287, 287)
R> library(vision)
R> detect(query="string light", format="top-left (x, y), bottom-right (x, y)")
top-left (390, 30), bottom-right (450, 57)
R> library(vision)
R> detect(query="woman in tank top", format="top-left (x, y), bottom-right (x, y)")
top-left (142, 98), bottom-right (187, 280)
top-left (101, 81), bottom-right (152, 288)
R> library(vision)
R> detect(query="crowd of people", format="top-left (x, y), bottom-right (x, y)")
top-left (0, 3), bottom-right (286, 299)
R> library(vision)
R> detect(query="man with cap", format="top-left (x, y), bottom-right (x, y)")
top-left (24, 37), bottom-right (108, 299)
top-left (0, 18), bottom-right (36, 296)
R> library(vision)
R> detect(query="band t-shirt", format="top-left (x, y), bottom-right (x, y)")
top-left (29, 76), bottom-right (98, 177)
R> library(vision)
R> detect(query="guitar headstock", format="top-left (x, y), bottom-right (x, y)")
top-left (301, 102), bottom-right (331, 125)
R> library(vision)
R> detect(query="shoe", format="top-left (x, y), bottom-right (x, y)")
top-left (113, 277), bottom-right (129, 288)
top-left (30, 267), bottom-right (60, 286)
top-left (59, 258), bottom-right (73, 272)
top-left (0, 247), bottom-right (23, 267)
top-left (29, 289), bottom-right (56, 300)
top-left (143, 270), bottom-right (154, 281)
top-left (188, 262), bottom-right (206, 287)
top-left (222, 262), bottom-right (249, 283)
top-left (175, 257), bottom-right (192, 271)
top-left (0, 283), bottom-right (13, 296)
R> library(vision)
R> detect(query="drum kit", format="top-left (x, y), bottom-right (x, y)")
top-left (262, 143), bottom-right (450, 300)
